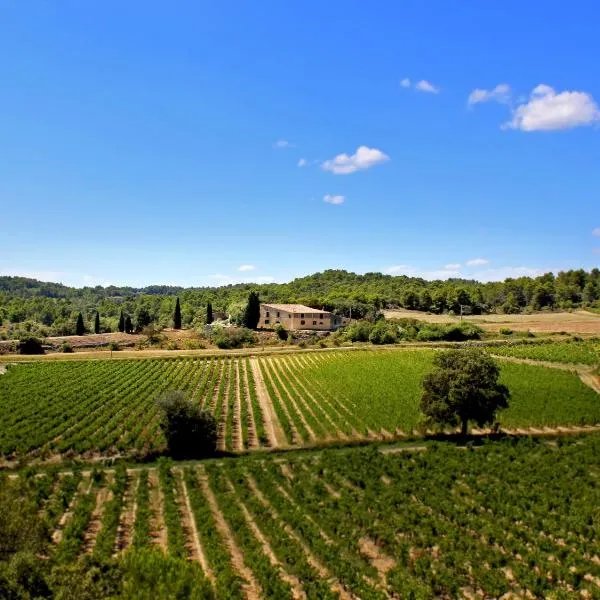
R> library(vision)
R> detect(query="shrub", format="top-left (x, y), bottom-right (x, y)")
top-left (17, 336), bottom-right (44, 355)
top-left (61, 342), bottom-right (73, 353)
top-left (212, 327), bottom-right (257, 349)
top-left (499, 327), bottom-right (513, 335)
top-left (109, 341), bottom-right (120, 351)
top-left (368, 320), bottom-right (398, 344)
top-left (157, 391), bottom-right (217, 458)
top-left (343, 320), bottom-right (373, 342)
top-left (274, 323), bottom-right (288, 341)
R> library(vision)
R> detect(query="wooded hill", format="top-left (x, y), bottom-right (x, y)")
top-left (1, 268), bottom-right (599, 336)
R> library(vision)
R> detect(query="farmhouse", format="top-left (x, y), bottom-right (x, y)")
top-left (258, 303), bottom-right (342, 331)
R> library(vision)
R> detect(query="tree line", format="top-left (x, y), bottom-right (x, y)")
top-left (1, 268), bottom-right (599, 337)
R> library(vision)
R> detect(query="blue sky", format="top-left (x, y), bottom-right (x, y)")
top-left (1, 1), bottom-right (599, 288)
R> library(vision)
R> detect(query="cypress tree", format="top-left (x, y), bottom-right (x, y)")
top-left (173, 297), bottom-right (182, 330)
top-left (242, 291), bottom-right (260, 330)
top-left (206, 301), bottom-right (213, 325)
top-left (94, 311), bottom-right (100, 334)
top-left (75, 312), bottom-right (85, 336)
top-left (118, 310), bottom-right (125, 333)
top-left (124, 315), bottom-right (133, 334)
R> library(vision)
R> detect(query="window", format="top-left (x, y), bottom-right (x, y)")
top-left (266, 311), bottom-right (270, 317)
top-left (313, 321), bottom-right (317, 325)
top-left (300, 320), bottom-right (305, 325)
top-left (319, 321), bottom-right (323, 325)
top-left (265, 319), bottom-right (270, 324)
top-left (276, 312), bottom-right (280, 317)
top-left (319, 313), bottom-right (323, 319)
top-left (300, 313), bottom-right (304, 318)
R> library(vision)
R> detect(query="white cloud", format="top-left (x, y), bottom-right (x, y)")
top-left (323, 194), bottom-right (345, 205)
top-left (273, 140), bottom-right (293, 148)
top-left (445, 263), bottom-right (461, 270)
top-left (504, 84), bottom-right (600, 131)
top-left (322, 145), bottom-right (389, 175)
top-left (466, 258), bottom-right (489, 266)
top-left (471, 266), bottom-right (544, 282)
top-left (592, 227), bottom-right (600, 237)
top-left (297, 158), bottom-right (307, 167)
top-left (385, 265), bottom-right (412, 275)
top-left (467, 83), bottom-right (512, 106)
top-left (238, 264), bottom-right (256, 272)
top-left (400, 78), bottom-right (411, 88)
top-left (384, 265), bottom-right (461, 280)
top-left (415, 80), bottom-right (439, 94)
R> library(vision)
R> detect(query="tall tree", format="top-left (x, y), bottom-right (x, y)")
top-left (173, 297), bottom-right (182, 330)
top-left (118, 310), bottom-right (125, 333)
top-left (242, 291), bottom-right (260, 329)
top-left (124, 315), bottom-right (133, 334)
top-left (420, 349), bottom-right (509, 435)
top-left (206, 301), bottom-right (213, 324)
top-left (75, 312), bottom-right (85, 336)
top-left (94, 311), bottom-right (100, 334)
top-left (135, 307), bottom-right (152, 331)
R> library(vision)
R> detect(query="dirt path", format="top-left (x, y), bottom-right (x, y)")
top-left (250, 358), bottom-right (286, 447)
top-left (358, 537), bottom-right (396, 584)
top-left (83, 481), bottom-right (113, 554)
top-left (224, 474), bottom-right (306, 600)
top-left (246, 474), bottom-right (355, 600)
top-left (52, 473), bottom-right (91, 544)
top-left (233, 360), bottom-right (244, 452)
top-left (217, 360), bottom-right (231, 452)
top-left (175, 470), bottom-right (214, 578)
top-left (267, 358), bottom-right (317, 442)
top-left (148, 468), bottom-right (168, 552)
top-left (198, 469), bottom-right (262, 600)
top-left (114, 471), bottom-right (139, 554)
top-left (241, 359), bottom-right (260, 449)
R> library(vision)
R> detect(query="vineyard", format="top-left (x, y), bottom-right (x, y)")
top-left (488, 340), bottom-right (600, 365)
top-left (1, 349), bottom-right (599, 460)
top-left (4, 435), bottom-right (600, 598)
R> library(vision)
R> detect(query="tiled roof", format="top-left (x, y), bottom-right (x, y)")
top-left (261, 303), bottom-right (331, 314)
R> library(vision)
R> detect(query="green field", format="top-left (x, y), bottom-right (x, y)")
top-left (0, 349), bottom-right (599, 460)
top-left (488, 340), bottom-right (600, 365)
top-left (3, 435), bottom-right (600, 598)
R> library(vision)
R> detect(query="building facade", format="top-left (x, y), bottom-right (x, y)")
top-left (258, 303), bottom-right (342, 331)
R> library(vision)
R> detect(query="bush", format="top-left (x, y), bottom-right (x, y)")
top-left (368, 320), bottom-right (398, 344)
top-left (274, 323), bottom-right (288, 341)
top-left (499, 327), bottom-right (513, 335)
top-left (109, 341), bottom-right (120, 351)
top-left (17, 336), bottom-right (44, 355)
top-left (61, 342), bottom-right (74, 353)
top-left (343, 320), bottom-right (373, 342)
top-left (157, 391), bottom-right (217, 458)
top-left (212, 327), bottom-right (257, 349)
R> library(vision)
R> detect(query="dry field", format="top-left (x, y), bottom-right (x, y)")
top-left (383, 308), bottom-right (600, 335)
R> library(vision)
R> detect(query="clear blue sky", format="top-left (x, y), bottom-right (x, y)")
top-left (1, 1), bottom-right (599, 288)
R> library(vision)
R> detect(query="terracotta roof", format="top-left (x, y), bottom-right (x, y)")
top-left (261, 303), bottom-right (332, 314)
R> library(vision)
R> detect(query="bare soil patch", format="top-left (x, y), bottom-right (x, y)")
top-left (384, 308), bottom-right (600, 335)
top-left (250, 358), bottom-right (286, 447)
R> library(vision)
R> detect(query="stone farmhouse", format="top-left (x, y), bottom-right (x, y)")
top-left (258, 303), bottom-right (343, 331)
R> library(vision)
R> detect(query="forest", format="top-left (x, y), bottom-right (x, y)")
top-left (1, 268), bottom-right (599, 337)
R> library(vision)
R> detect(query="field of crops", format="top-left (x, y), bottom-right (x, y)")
top-left (488, 340), bottom-right (600, 365)
top-left (5, 435), bottom-right (600, 598)
top-left (1, 349), bottom-right (599, 460)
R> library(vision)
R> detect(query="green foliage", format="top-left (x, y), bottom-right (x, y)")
top-left (17, 335), bottom-right (44, 355)
top-left (489, 339), bottom-right (600, 365)
top-left (118, 310), bottom-right (125, 333)
top-left (61, 341), bottom-right (74, 353)
top-left (75, 312), bottom-right (85, 336)
top-left (420, 349), bottom-right (510, 434)
top-left (242, 291), bottom-right (260, 329)
top-left (274, 323), bottom-right (288, 341)
top-left (157, 391), bottom-right (217, 458)
top-left (94, 311), bottom-right (100, 334)
top-left (212, 327), bottom-right (257, 349)
top-left (173, 297), bottom-right (182, 330)
top-left (124, 315), bottom-right (133, 334)
top-left (206, 301), bottom-right (214, 324)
